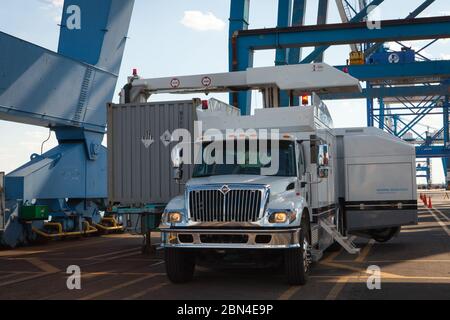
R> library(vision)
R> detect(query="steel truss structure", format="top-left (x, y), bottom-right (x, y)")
top-left (228, 0), bottom-right (450, 187)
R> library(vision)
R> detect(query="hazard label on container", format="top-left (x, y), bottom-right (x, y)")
top-left (170, 78), bottom-right (180, 88)
top-left (201, 76), bottom-right (212, 87)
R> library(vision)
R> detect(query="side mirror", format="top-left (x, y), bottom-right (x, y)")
top-left (173, 164), bottom-right (184, 182)
top-left (171, 145), bottom-right (185, 182)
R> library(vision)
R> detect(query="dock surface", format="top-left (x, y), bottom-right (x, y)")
top-left (0, 192), bottom-right (449, 300)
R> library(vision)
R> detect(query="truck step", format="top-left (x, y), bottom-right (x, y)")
top-left (311, 249), bottom-right (323, 262)
top-left (319, 220), bottom-right (360, 255)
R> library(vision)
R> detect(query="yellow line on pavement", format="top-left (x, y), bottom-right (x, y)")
top-left (325, 238), bottom-right (387, 300)
top-left (277, 286), bottom-right (302, 300)
top-left (278, 241), bottom-right (352, 300)
top-left (7, 237), bottom-right (116, 256)
top-left (322, 261), bottom-right (406, 279)
top-left (355, 240), bottom-right (375, 263)
top-left (84, 248), bottom-right (140, 260)
top-left (323, 248), bottom-right (343, 262)
top-left (78, 274), bottom-right (158, 300)
top-left (82, 251), bottom-right (142, 267)
top-left (0, 273), bottom-right (21, 281)
top-left (317, 275), bottom-right (450, 282)
top-left (278, 249), bottom-right (343, 300)
top-left (0, 250), bottom-right (47, 258)
top-left (0, 273), bottom-right (53, 288)
top-left (25, 258), bottom-right (60, 273)
top-left (325, 276), bottom-right (349, 300)
top-left (329, 259), bottom-right (450, 263)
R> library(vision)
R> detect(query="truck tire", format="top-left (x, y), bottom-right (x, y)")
top-left (165, 248), bottom-right (196, 283)
top-left (371, 227), bottom-right (401, 243)
top-left (284, 219), bottom-right (311, 285)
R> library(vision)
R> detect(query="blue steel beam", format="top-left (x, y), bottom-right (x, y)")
top-left (443, 94), bottom-right (450, 185)
top-left (320, 83), bottom-right (450, 100)
top-left (288, 0), bottom-right (306, 106)
top-left (275, 0), bottom-right (293, 66)
top-left (302, 0), bottom-right (384, 63)
top-left (416, 146), bottom-right (450, 158)
top-left (288, 0), bottom-right (306, 64)
top-left (275, 0), bottom-right (293, 107)
top-left (365, 0), bottom-right (436, 57)
top-left (231, 16), bottom-right (450, 112)
top-left (336, 60), bottom-right (450, 83)
top-left (378, 95), bottom-right (385, 129)
top-left (313, 0), bottom-right (329, 63)
top-left (393, 117), bottom-right (426, 141)
top-left (397, 98), bottom-right (441, 138)
top-left (233, 16), bottom-right (450, 52)
top-left (229, 0), bottom-right (251, 111)
top-left (229, 0), bottom-right (250, 71)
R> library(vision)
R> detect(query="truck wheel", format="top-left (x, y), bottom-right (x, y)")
top-left (165, 248), bottom-right (196, 283)
top-left (371, 227), bottom-right (401, 243)
top-left (285, 219), bottom-right (311, 285)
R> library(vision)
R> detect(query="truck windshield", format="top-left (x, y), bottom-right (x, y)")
top-left (193, 140), bottom-right (297, 177)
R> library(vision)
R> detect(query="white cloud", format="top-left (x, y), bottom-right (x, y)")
top-left (180, 11), bottom-right (226, 32)
top-left (38, 0), bottom-right (64, 23)
top-left (40, 0), bottom-right (64, 9)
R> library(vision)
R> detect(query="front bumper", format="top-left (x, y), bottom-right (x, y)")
top-left (160, 228), bottom-right (301, 249)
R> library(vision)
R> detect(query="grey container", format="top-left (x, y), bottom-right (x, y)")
top-left (107, 100), bottom-right (196, 206)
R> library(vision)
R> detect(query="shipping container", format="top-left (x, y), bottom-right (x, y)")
top-left (107, 100), bottom-right (197, 206)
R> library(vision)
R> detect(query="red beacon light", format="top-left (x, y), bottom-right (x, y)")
top-left (301, 95), bottom-right (309, 106)
top-left (201, 100), bottom-right (209, 110)
top-left (132, 68), bottom-right (138, 76)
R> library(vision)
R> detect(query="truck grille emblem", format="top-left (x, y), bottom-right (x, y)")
top-left (220, 185), bottom-right (230, 195)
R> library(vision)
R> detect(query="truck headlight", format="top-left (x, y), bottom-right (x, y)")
top-left (269, 212), bottom-right (288, 224)
top-left (268, 211), bottom-right (296, 224)
top-left (168, 212), bottom-right (183, 223)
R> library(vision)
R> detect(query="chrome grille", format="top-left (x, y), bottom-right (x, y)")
top-left (188, 187), bottom-right (265, 222)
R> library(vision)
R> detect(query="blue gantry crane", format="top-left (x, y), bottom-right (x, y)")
top-left (0, 0), bottom-right (135, 247)
top-left (228, 0), bottom-right (450, 188)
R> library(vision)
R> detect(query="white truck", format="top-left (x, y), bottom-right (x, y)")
top-left (122, 64), bottom-right (418, 285)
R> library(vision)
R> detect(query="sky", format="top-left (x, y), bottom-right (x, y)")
top-left (0, 0), bottom-right (450, 183)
